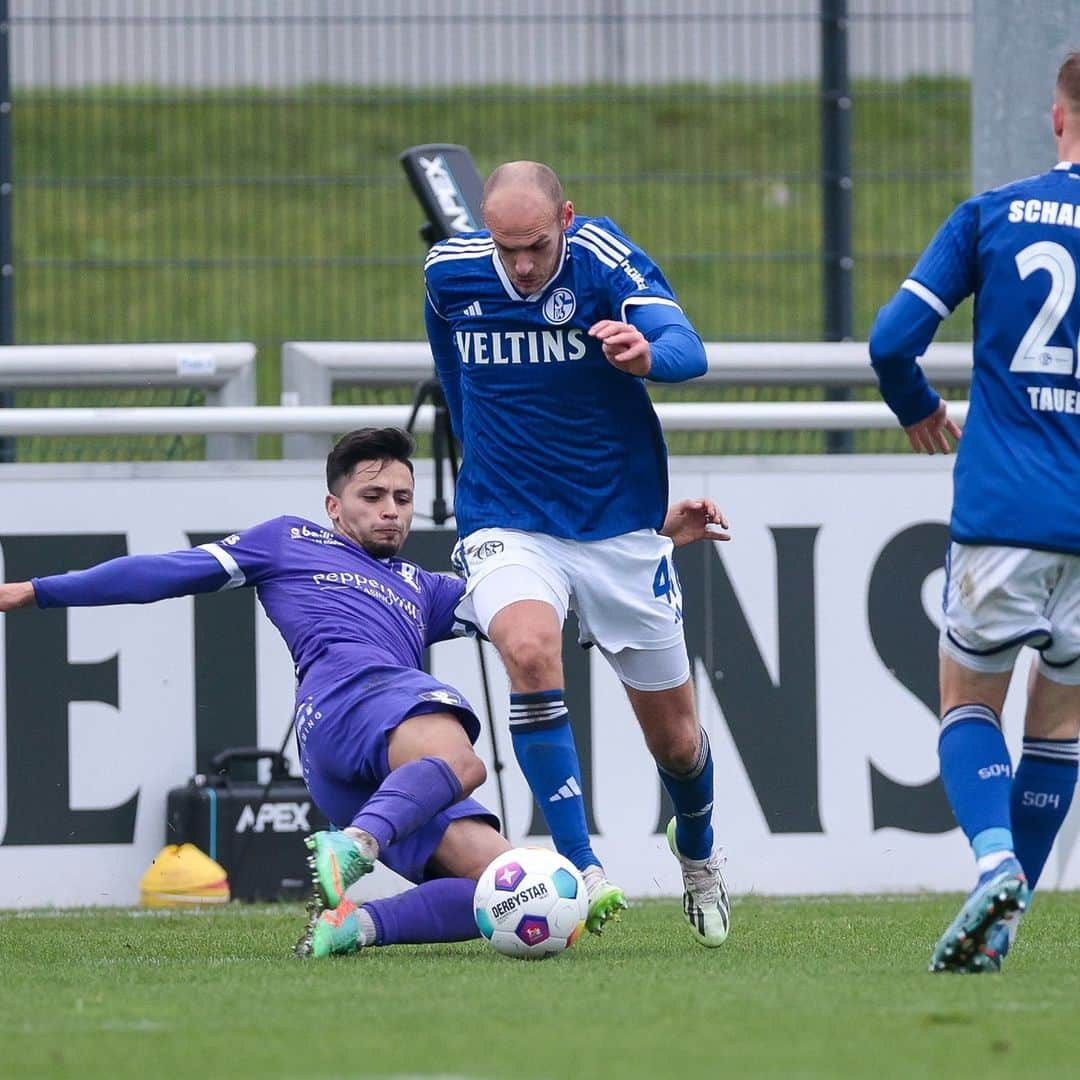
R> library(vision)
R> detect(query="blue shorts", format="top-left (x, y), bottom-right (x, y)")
top-left (294, 665), bottom-right (497, 884)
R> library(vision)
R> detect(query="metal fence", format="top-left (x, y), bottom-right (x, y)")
top-left (4, 1), bottom-right (974, 460)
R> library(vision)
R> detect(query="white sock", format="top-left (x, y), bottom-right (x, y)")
top-left (355, 906), bottom-right (378, 947)
top-left (344, 826), bottom-right (379, 860)
top-left (581, 864), bottom-right (607, 896)
top-left (976, 849), bottom-right (1013, 874)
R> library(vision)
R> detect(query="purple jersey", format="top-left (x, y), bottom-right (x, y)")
top-left (33, 515), bottom-right (467, 689)
top-left (199, 517), bottom-right (465, 687)
top-left (30, 515), bottom-right (497, 869)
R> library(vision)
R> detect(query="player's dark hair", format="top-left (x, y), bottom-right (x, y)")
top-left (1057, 51), bottom-right (1080, 112)
top-left (326, 427), bottom-right (415, 493)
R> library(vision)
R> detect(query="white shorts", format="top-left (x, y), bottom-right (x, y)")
top-left (940, 543), bottom-right (1080, 684)
top-left (452, 527), bottom-right (690, 691)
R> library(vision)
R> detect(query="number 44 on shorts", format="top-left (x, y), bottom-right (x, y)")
top-left (652, 556), bottom-right (683, 622)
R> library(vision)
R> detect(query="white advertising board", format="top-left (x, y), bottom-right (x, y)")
top-left (0, 456), bottom-right (1074, 908)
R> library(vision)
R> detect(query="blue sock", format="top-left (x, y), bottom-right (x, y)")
top-left (659, 727), bottom-right (715, 860)
top-left (510, 690), bottom-right (599, 873)
top-left (352, 756), bottom-right (462, 851)
top-left (1010, 737), bottom-right (1079, 890)
top-left (938, 704), bottom-right (1014, 861)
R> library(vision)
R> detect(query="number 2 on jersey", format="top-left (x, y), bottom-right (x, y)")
top-left (1010, 240), bottom-right (1077, 375)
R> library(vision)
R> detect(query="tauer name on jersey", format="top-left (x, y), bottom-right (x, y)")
top-left (454, 329), bottom-right (587, 365)
top-left (1027, 385), bottom-right (1080, 415)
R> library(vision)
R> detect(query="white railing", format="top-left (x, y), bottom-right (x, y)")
top-left (0, 340), bottom-right (972, 459)
top-left (280, 339), bottom-right (973, 389)
top-left (278, 339), bottom-right (973, 457)
top-left (2, 342), bottom-right (258, 458)
top-left (0, 400), bottom-right (970, 440)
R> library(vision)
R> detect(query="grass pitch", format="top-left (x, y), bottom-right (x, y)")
top-left (3, 893), bottom-right (1077, 1080)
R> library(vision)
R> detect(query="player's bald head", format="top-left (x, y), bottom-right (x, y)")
top-left (481, 161), bottom-right (573, 293)
top-left (1056, 52), bottom-right (1080, 115)
top-left (481, 161), bottom-right (565, 220)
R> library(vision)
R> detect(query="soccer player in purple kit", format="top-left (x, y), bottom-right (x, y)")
top-left (870, 54), bottom-right (1080, 973)
top-left (423, 160), bottom-right (732, 946)
top-left (0, 426), bottom-right (730, 958)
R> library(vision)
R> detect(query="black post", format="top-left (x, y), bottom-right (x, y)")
top-left (821, 0), bottom-right (853, 453)
top-left (0, 0), bottom-right (13, 463)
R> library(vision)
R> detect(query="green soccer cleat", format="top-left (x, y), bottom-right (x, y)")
top-left (929, 858), bottom-right (1028, 974)
top-left (294, 897), bottom-right (363, 959)
top-left (582, 867), bottom-right (629, 935)
top-left (304, 830), bottom-right (375, 910)
top-left (667, 817), bottom-right (731, 948)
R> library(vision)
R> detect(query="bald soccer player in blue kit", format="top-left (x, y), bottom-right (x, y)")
top-left (422, 160), bottom-right (731, 946)
top-left (0, 427), bottom-right (730, 957)
top-left (870, 53), bottom-right (1080, 973)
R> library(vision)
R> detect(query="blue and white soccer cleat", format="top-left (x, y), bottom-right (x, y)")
top-left (929, 858), bottom-right (1028, 974)
top-left (667, 817), bottom-right (731, 947)
top-left (963, 913), bottom-right (1020, 974)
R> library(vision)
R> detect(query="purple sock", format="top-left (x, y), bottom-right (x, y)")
top-left (363, 877), bottom-right (479, 945)
top-left (351, 756), bottom-right (463, 851)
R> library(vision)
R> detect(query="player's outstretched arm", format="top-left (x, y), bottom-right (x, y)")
top-left (11, 548), bottom-right (234, 611)
top-left (903, 399), bottom-right (962, 455)
top-left (661, 499), bottom-right (731, 548)
top-left (0, 581), bottom-right (37, 613)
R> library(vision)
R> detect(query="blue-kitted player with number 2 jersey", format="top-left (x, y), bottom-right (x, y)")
top-left (423, 160), bottom-right (732, 946)
top-left (870, 53), bottom-right (1080, 973)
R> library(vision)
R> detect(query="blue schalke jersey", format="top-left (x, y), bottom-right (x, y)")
top-left (32, 516), bottom-right (466, 690)
top-left (424, 215), bottom-right (706, 540)
top-left (870, 163), bottom-right (1080, 555)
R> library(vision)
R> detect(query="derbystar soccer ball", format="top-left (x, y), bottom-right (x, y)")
top-left (474, 846), bottom-right (589, 960)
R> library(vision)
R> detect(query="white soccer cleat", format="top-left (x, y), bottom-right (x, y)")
top-left (667, 817), bottom-right (730, 947)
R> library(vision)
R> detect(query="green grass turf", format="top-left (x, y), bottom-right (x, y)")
top-left (2, 893), bottom-right (1077, 1079)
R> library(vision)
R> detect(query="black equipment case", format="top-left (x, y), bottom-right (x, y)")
top-left (165, 747), bottom-right (329, 902)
